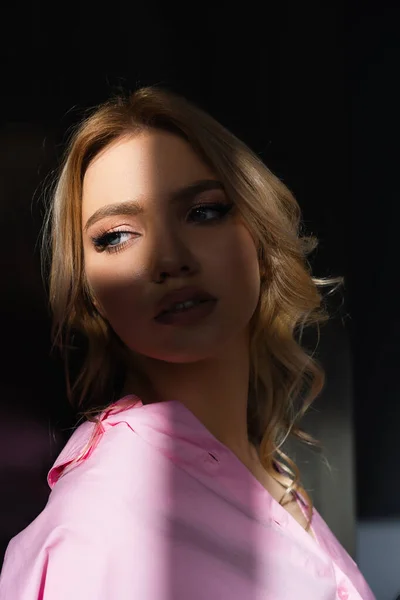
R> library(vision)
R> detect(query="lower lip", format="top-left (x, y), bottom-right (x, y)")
top-left (154, 299), bottom-right (218, 326)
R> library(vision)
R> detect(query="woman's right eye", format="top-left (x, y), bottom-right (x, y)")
top-left (92, 231), bottom-right (134, 253)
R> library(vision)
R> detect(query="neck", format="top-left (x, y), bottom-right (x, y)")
top-left (122, 332), bottom-right (260, 468)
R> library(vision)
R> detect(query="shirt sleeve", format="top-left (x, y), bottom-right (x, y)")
top-left (0, 523), bottom-right (120, 600)
top-left (0, 419), bottom-right (141, 600)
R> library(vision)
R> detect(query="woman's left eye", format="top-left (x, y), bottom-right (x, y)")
top-left (187, 202), bottom-right (234, 222)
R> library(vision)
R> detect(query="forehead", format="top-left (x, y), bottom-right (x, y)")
top-left (82, 131), bottom-right (216, 217)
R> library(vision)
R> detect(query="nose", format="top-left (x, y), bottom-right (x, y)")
top-left (147, 224), bottom-right (199, 284)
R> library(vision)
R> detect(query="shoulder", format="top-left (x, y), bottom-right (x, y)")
top-left (48, 396), bottom-right (145, 490)
top-left (47, 413), bottom-right (145, 515)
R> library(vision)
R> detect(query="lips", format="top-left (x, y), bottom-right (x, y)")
top-left (155, 286), bottom-right (217, 318)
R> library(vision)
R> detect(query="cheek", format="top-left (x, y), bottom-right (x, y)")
top-left (213, 226), bottom-right (261, 320)
top-left (84, 256), bottom-right (144, 322)
top-left (223, 227), bottom-right (260, 289)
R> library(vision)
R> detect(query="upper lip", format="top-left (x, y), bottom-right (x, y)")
top-left (155, 286), bottom-right (216, 318)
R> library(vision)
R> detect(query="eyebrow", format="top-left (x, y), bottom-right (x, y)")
top-left (83, 179), bottom-right (225, 232)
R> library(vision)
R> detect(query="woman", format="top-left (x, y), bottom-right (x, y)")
top-left (0, 86), bottom-right (375, 598)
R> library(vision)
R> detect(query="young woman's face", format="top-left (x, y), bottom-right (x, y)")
top-left (82, 130), bottom-right (261, 363)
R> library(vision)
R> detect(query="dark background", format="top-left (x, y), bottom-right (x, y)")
top-left (0, 1), bottom-right (398, 558)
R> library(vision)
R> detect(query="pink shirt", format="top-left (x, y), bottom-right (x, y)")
top-left (0, 396), bottom-right (375, 599)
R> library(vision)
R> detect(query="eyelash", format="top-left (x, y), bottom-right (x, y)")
top-left (91, 202), bottom-right (234, 254)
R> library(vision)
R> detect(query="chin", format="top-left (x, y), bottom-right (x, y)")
top-left (122, 323), bottom-right (244, 364)
top-left (126, 339), bottom-right (225, 365)
top-left (148, 348), bottom-right (218, 364)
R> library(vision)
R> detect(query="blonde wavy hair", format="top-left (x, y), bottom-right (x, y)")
top-left (41, 85), bottom-right (343, 532)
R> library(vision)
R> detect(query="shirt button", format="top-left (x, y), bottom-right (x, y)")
top-left (337, 585), bottom-right (349, 600)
